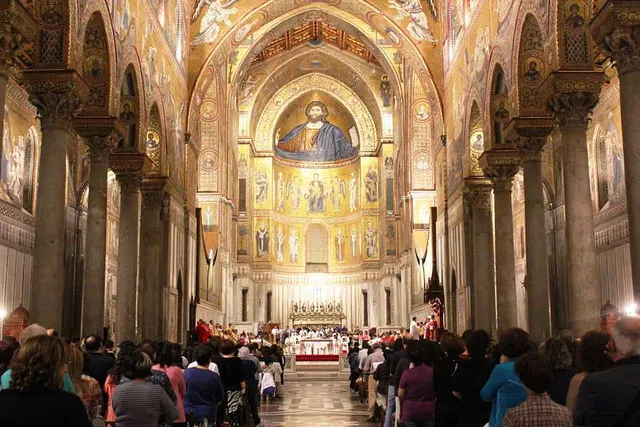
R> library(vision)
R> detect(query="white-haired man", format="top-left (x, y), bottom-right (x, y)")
top-left (574, 316), bottom-right (640, 426)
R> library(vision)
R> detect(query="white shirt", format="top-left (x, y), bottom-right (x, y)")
top-left (358, 348), bottom-right (369, 371)
top-left (187, 361), bottom-right (219, 374)
top-left (410, 320), bottom-right (419, 339)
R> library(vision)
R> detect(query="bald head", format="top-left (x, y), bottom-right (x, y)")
top-left (612, 316), bottom-right (640, 359)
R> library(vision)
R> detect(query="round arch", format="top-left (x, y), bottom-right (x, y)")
top-left (254, 73), bottom-right (378, 153)
top-left (187, 2), bottom-right (444, 135)
top-left (118, 64), bottom-right (142, 150)
top-left (245, 48), bottom-right (384, 135)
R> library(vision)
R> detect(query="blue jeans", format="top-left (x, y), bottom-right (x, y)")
top-left (402, 420), bottom-right (435, 427)
top-left (384, 385), bottom-right (395, 427)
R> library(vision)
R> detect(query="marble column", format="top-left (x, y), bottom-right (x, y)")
top-left (23, 72), bottom-right (86, 330)
top-left (592, 5), bottom-right (640, 302)
top-left (114, 172), bottom-right (141, 341)
top-left (480, 150), bottom-right (520, 332)
top-left (138, 180), bottom-right (167, 340)
top-left (547, 79), bottom-right (603, 333)
top-left (467, 183), bottom-right (496, 336)
top-left (74, 117), bottom-right (117, 337)
top-left (509, 118), bottom-right (555, 342)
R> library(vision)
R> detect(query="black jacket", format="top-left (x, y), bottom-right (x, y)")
top-left (574, 356), bottom-right (640, 427)
top-left (87, 352), bottom-right (114, 389)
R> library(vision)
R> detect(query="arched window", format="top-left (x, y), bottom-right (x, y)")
top-left (492, 67), bottom-right (509, 145)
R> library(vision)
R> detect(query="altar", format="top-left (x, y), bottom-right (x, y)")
top-left (289, 301), bottom-right (346, 328)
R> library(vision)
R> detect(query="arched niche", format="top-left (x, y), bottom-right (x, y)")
top-left (490, 65), bottom-right (509, 146)
top-left (243, 48), bottom-right (384, 137)
top-left (81, 11), bottom-right (111, 115)
top-left (118, 65), bottom-right (140, 149)
top-left (255, 73), bottom-right (378, 154)
top-left (517, 14), bottom-right (545, 114)
top-left (468, 101), bottom-right (484, 175)
top-left (147, 103), bottom-right (162, 174)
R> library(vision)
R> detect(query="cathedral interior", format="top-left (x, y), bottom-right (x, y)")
top-left (0, 0), bottom-right (638, 345)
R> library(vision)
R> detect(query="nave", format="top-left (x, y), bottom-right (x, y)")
top-left (258, 379), bottom-right (369, 427)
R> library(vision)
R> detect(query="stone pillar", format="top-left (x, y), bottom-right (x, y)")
top-left (73, 117), bottom-right (118, 336)
top-left (509, 118), bottom-right (556, 342)
top-left (138, 178), bottom-right (168, 340)
top-left (545, 72), bottom-right (604, 333)
top-left (467, 183), bottom-right (496, 336)
top-left (480, 150), bottom-right (520, 332)
top-left (23, 72), bottom-right (86, 330)
top-left (111, 151), bottom-right (150, 341)
top-left (592, 4), bottom-right (640, 302)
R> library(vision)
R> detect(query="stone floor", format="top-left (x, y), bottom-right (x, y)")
top-left (258, 378), bottom-right (373, 426)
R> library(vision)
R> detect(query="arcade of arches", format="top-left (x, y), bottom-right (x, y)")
top-left (0, 0), bottom-right (639, 346)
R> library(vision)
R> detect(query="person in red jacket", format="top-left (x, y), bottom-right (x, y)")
top-left (195, 320), bottom-right (211, 343)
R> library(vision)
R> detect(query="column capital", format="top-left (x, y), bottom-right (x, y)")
top-left (591, 1), bottom-right (640, 76)
top-left (141, 188), bottom-right (166, 210)
top-left (505, 116), bottom-right (556, 162)
top-left (23, 69), bottom-right (88, 128)
top-left (74, 115), bottom-right (124, 157)
top-left (141, 176), bottom-right (169, 211)
top-left (110, 149), bottom-right (152, 175)
top-left (541, 71), bottom-right (604, 127)
top-left (479, 147), bottom-right (520, 192)
top-left (0, 0), bottom-right (36, 82)
top-left (464, 182), bottom-right (493, 212)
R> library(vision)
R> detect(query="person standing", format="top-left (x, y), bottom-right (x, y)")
top-left (410, 317), bottom-right (419, 340)
top-left (480, 328), bottom-right (531, 427)
top-left (398, 341), bottom-right (436, 427)
top-left (502, 352), bottom-right (571, 427)
top-left (565, 331), bottom-right (614, 413)
top-left (0, 335), bottom-right (91, 427)
top-left (452, 329), bottom-right (493, 427)
top-left (152, 342), bottom-right (187, 427)
top-left (363, 343), bottom-right (385, 422)
top-left (112, 349), bottom-right (178, 427)
top-left (539, 338), bottom-right (576, 406)
top-left (84, 335), bottom-right (114, 391)
top-left (574, 317), bottom-right (640, 427)
top-left (183, 345), bottom-right (224, 426)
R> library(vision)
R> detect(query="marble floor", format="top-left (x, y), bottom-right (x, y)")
top-left (258, 378), bottom-right (373, 426)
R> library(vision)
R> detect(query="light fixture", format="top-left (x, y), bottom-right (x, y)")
top-left (624, 303), bottom-right (638, 316)
top-left (0, 309), bottom-right (5, 320)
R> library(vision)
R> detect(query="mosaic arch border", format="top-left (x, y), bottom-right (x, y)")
top-left (188, 1), bottom-right (445, 133)
top-left (254, 73), bottom-right (378, 153)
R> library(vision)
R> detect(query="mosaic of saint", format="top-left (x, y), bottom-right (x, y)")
top-left (274, 98), bottom-right (358, 163)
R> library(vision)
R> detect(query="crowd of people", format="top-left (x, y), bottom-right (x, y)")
top-left (348, 316), bottom-right (640, 427)
top-left (0, 324), bottom-right (287, 427)
top-left (0, 315), bottom-right (638, 427)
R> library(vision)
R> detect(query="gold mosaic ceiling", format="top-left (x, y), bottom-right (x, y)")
top-left (252, 21), bottom-right (380, 67)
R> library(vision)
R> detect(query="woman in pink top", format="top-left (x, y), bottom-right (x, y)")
top-left (152, 342), bottom-right (187, 426)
